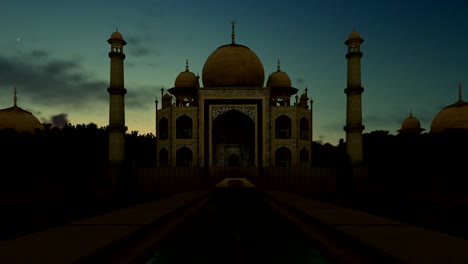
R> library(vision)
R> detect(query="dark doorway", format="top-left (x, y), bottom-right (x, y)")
top-left (176, 115), bottom-right (192, 139)
top-left (159, 117), bottom-right (169, 140)
top-left (228, 153), bottom-right (241, 167)
top-left (275, 147), bottom-right (292, 167)
top-left (159, 148), bottom-right (169, 167)
top-left (176, 147), bottom-right (192, 167)
top-left (212, 109), bottom-right (255, 167)
top-left (300, 148), bottom-right (309, 167)
top-left (275, 115), bottom-right (291, 139)
top-left (300, 117), bottom-right (309, 140)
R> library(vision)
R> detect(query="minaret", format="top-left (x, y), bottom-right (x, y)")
top-left (344, 30), bottom-right (365, 165)
top-left (107, 30), bottom-right (127, 165)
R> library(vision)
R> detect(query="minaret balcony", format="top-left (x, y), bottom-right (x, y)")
top-left (108, 52), bottom-right (126, 59)
top-left (345, 52), bottom-right (363, 59)
top-left (107, 87), bottom-right (127, 95)
top-left (344, 86), bottom-right (364, 95)
top-left (107, 125), bottom-right (128, 132)
top-left (343, 124), bottom-right (365, 132)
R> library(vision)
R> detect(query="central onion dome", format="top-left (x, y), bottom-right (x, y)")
top-left (0, 90), bottom-right (43, 133)
top-left (202, 44), bottom-right (264, 87)
top-left (398, 111), bottom-right (424, 134)
top-left (202, 24), bottom-right (264, 88)
top-left (431, 83), bottom-right (468, 133)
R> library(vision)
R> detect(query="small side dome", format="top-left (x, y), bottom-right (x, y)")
top-left (267, 61), bottom-right (292, 88)
top-left (110, 31), bottom-right (124, 40)
top-left (174, 60), bottom-right (198, 88)
top-left (108, 30), bottom-right (127, 46)
top-left (348, 31), bottom-right (361, 40)
top-left (345, 29), bottom-right (364, 46)
top-left (398, 111), bottom-right (424, 134)
top-left (175, 71), bottom-right (198, 88)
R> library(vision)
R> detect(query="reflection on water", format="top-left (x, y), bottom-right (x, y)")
top-left (146, 189), bottom-right (333, 264)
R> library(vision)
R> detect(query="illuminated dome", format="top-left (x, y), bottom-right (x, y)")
top-left (110, 31), bottom-right (124, 41)
top-left (0, 105), bottom-right (43, 133)
top-left (431, 101), bottom-right (468, 133)
top-left (431, 84), bottom-right (468, 133)
top-left (107, 31), bottom-right (127, 46)
top-left (348, 31), bottom-right (361, 40)
top-left (267, 61), bottom-right (291, 88)
top-left (202, 43), bottom-right (265, 88)
top-left (174, 61), bottom-right (198, 88)
top-left (398, 111), bottom-right (424, 134)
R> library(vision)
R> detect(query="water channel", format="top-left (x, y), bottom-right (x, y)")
top-left (146, 188), bottom-right (333, 263)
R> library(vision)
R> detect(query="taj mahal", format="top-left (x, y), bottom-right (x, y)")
top-left (2, 24), bottom-right (467, 170)
top-left (106, 23), bottom-right (365, 168)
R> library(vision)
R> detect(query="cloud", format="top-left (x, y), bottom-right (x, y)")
top-left (295, 77), bottom-right (306, 86)
top-left (50, 113), bottom-right (69, 128)
top-left (132, 47), bottom-right (151, 57)
top-left (126, 85), bottom-right (159, 109)
top-left (126, 36), bottom-right (155, 58)
top-left (0, 50), bottom-right (157, 111)
top-left (0, 51), bottom-right (107, 108)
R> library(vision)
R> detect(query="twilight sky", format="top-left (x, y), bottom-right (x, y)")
top-left (1, 0), bottom-right (467, 145)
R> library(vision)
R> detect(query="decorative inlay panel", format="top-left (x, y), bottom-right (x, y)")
top-left (212, 105), bottom-right (256, 121)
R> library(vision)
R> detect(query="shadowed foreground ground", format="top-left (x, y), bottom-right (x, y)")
top-left (308, 190), bottom-right (468, 240)
top-left (146, 189), bottom-right (332, 264)
top-left (2, 187), bottom-right (468, 244)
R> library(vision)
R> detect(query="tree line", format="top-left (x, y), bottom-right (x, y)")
top-left (1, 125), bottom-right (466, 193)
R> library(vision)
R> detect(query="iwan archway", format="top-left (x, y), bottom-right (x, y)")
top-left (210, 107), bottom-right (256, 167)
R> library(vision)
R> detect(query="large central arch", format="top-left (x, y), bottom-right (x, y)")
top-left (212, 109), bottom-right (255, 167)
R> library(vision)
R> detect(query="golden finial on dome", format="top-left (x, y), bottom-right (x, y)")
top-left (305, 85), bottom-right (308, 96)
top-left (185, 59), bottom-right (189, 72)
top-left (409, 108), bottom-right (413, 117)
top-left (13, 86), bottom-right (17, 106)
top-left (230, 19), bottom-right (236, 44)
top-left (277, 59), bottom-right (281, 72)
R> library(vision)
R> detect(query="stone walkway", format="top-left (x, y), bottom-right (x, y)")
top-left (0, 189), bottom-right (211, 264)
top-left (262, 190), bottom-right (468, 264)
top-left (3, 187), bottom-right (467, 263)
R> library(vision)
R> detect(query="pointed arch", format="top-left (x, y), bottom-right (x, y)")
top-left (275, 115), bottom-right (291, 139)
top-left (176, 115), bottom-right (192, 139)
top-left (275, 146), bottom-right (291, 167)
top-left (159, 117), bottom-right (168, 140)
top-left (176, 146), bottom-right (192, 167)
top-left (300, 117), bottom-right (309, 140)
top-left (300, 148), bottom-right (309, 167)
top-left (159, 148), bottom-right (169, 167)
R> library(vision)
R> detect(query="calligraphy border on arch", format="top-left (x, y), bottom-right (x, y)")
top-left (211, 105), bottom-right (256, 122)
